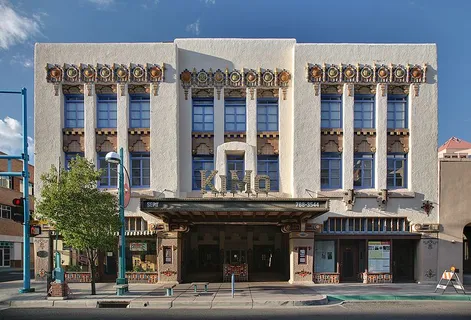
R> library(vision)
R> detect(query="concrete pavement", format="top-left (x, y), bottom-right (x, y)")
top-left (0, 280), bottom-right (470, 309)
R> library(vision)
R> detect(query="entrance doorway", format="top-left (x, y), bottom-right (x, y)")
top-left (340, 240), bottom-right (359, 282)
top-left (392, 239), bottom-right (415, 282)
top-left (182, 225), bottom-right (289, 282)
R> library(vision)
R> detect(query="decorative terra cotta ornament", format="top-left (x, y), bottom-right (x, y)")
top-left (180, 70), bottom-right (192, 83)
top-left (378, 66), bottom-right (389, 79)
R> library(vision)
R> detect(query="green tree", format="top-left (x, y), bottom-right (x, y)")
top-left (35, 156), bottom-right (120, 295)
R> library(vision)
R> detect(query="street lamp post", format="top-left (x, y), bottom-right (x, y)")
top-left (105, 147), bottom-right (128, 295)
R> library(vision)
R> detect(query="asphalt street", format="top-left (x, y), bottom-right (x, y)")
top-left (1, 301), bottom-right (471, 320)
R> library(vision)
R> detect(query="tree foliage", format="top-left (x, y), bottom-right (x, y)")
top-left (35, 156), bottom-right (120, 294)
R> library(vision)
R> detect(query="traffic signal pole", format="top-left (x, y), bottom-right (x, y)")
top-left (0, 88), bottom-right (34, 293)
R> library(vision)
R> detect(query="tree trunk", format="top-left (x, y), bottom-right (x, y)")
top-left (88, 250), bottom-right (97, 295)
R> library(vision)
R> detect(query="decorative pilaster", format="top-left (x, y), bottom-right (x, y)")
top-left (289, 232), bottom-right (314, 284)
top-left (117, 84), bottom-right (129, 168)
top-left (157, 232), bottom-right (182, 283)
top-left (214, 88), bottom-right (225, 153)
top-left (375, 83), bottom-right (388, 190)
top-left (246, 88), bottom-right (257, 147)
top-left (84, 83), bottom-right (96, 163)
top-left (342, 84), bottom-right (354, 190)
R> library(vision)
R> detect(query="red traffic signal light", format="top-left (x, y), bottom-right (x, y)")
top-left (12, 198), bottom-right (24, 206)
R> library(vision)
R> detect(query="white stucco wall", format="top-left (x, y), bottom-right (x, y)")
top-left (35, 39), bottom-right (439, 281)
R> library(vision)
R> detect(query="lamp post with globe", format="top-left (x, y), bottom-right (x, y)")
top-left (105, 148), bottom-right (131, 295)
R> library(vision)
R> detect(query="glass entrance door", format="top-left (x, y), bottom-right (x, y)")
top-left (253, 245), bottom-right (274, 272)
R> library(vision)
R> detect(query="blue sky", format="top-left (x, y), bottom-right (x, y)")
top-left (0, 0), bottom-right (469, 160)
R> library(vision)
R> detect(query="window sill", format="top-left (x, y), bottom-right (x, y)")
top-left (258, 132), bottom-right (279, 138)
top-left (96, 128), bottom-right (117, 134)
top-left (315, 189), bottom-right (415, 199)
top-left (129, 128), bottom-right (150, 134)
top-left (63, 128), bottom-right (84, 135)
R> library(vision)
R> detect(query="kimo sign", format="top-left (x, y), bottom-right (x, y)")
top-left (199, 170), bottom-right (271, 194)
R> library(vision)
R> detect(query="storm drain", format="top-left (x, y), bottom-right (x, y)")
top-left (97, 301), bottom-right (130, 308)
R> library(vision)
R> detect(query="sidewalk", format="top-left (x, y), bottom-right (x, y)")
top-left (0, 280), bottom-right (470, 309)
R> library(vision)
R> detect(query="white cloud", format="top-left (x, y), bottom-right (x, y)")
top-left (0, 117), bottom-right (34, 163)
top-left (10, 54), bottom-right (33, 68)
top-left (88, 0), bottom-right (115, 6)
top-left (204, 0), bottom-right (216, 4)
top-left (186, 18), bottom-right (201, 36)
top-left (0, 1), bottom-right (42, 50)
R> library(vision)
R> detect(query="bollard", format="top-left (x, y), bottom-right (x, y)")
top-left (231, 273), bottom-right (235, 298)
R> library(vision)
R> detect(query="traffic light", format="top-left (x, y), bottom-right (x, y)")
top-left (12, 198), bottom-right (24, 206)
top-left (11, 197), bottom-right (25, 223)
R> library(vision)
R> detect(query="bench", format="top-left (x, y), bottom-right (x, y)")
top-left (163, 284), bottom-right (176, 296)
top-left (192, 282), bottom-right (209, 293)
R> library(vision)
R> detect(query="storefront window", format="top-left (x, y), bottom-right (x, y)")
top-left (314, 240), bottom-right (336, 272)
top-left (367, 241), bottom-right (390, 273)
top-left (129, 240), bottom-right (157, 271)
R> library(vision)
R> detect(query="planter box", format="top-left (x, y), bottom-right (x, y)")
top-left (125, 272), bottom-right (159, 283)
top-left (314, 272), bottom-right (340, 284)
top-left (65, 272), bottom-right (100, 283)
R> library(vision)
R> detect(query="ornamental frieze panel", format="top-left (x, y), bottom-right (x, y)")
top-left (180, 67), bottom-right (291, 100)
top-left (128, 131), bottom-right (150, 152)
top-left (224, 133), bottom-right (246, 144)
top-left (307, 63), bottom-right (426, 84)
top-left (192, 136), bottom-right (214, 155)
top-left (96, 132), bottom-right (117, 153)
top-left (46, 63), bottom-right (165, 96)
top-left (387, 135), bottom-right (409, 153)
top-left (354, 134), bottom-right (376, 153)
top-left (63, 130), bottom-right (84, 153)
top-left (257, 135), bottom-right (279, 155)
top-left (321, 135), bottom-right (343, 152)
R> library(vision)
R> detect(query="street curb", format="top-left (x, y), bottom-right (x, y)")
top-left (9, 300), bottom-right (54, 308)
top-left (328, 295), bottom-right (471, 302)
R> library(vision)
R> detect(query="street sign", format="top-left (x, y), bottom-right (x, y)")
top-left (30, 225), bottom-right (41, 237)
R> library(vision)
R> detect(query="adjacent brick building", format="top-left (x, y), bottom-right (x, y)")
top-left (0, 151), bottom-right (34, 268)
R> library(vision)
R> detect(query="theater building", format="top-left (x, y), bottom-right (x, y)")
top-left (34, 39), bottom-right (438, 284)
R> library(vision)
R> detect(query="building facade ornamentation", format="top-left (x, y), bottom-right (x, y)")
top-left (45, 63), bottom-right (165, 96)
top-left (307, 63), bottom-right (427, 96)
top-left (180, 68), bottom-right (291, 100)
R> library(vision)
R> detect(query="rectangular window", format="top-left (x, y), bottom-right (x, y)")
top-left (193, 98), bottom-right (214, 132)
top-left (0, 205), bottom-right (11, 219)
top-left (321, 153), bottom-right (342, 189)
top-left (257, 98), bottom-right (278, 132)
top-left (387, 154), bottom-right (407, 188)
top-left (130, 152), bottom-right (150, 187)
top-left (19, 180), bottom-right (34, 196)
top-left (225, 98), bottom-right (246, 132)
top-left (0, 177), bottom-right (12, 189)
top-left (387, 95), bottom-right (407, 129)
top-left (164, 246), bottom-right (172, 264)
top-left (354, 153), bottom-right (374, 188)
top-left (125, 217), bottom-right (147, 232)
top-left (354, 95), bottom-right (375, 129)
top-left (192, 156), bottom-right (214, 190)
top-left (64, 95), bottom-right (84, 128)
top-left (257, 155), bottom-right (279, 191)
top-left (130, 95), bottom-right (150, 128)
top-left (64, 152), bottom-right (84, 170)
top-left (227, 155), bottom-right (244, 191)
top-left (98, 152), bottom-right (118, 188)
top-left (321, 95), bottom-right (342, 128)
top-left (97, 95), bottom-right (117, 128)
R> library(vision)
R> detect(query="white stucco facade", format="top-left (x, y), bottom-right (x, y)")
top-left (34, 39), bottom-right (438, 284)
